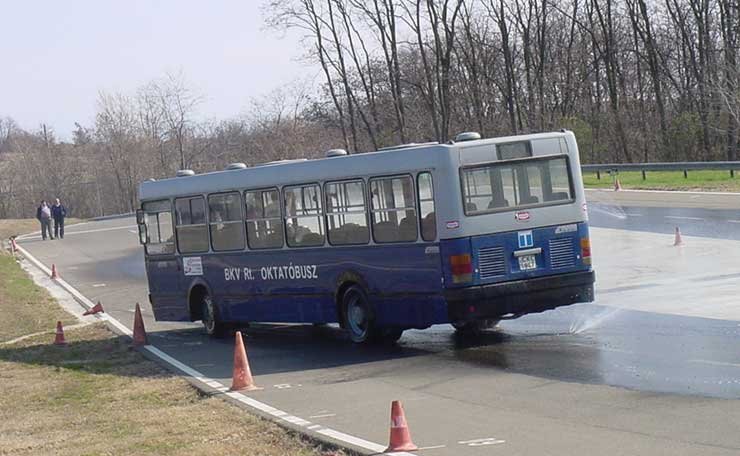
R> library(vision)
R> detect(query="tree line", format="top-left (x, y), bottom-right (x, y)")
top-left (1, 0), bottom-right (739, 219)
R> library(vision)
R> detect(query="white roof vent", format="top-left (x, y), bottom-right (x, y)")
top-left (176, 169), bottom-right (195, 177)
top-left (326, 149), bottom-right (348, 158)
top-left (455, 131), bottom-right (482, 142)
top-left (226, 162), bottom-right (247, 170)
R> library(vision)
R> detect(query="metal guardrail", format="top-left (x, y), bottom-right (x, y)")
top-left (582, 161), bottom-right (740, 179)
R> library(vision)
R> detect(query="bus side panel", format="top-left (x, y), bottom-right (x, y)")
top-left (192, 243), bottom-right (444, 328)
top-left (146, 256), bottom-right (190, 321)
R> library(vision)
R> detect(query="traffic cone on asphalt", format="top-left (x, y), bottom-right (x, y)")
top-left (230, 331), bottom-right (261, 391)
top-left (385, 400), bottom-right (418, 453)
top-left (614, 178), bottom-right (622, 191)
top-left (10, 237), bottom-right (18, 253)
top-left (50, 264), bottom-right (59, 280)
top-left (83, 301), bottom-right (104, 316)
top-left (132, 303), bottom-right (148, 346)
top-left (53, 321), bottom-right (67, 346)
top-left (674, 227), bottom-right (684, 246)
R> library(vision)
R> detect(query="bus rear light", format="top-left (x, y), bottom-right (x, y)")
top-left (450, 254), bottom-right (473, 283)
top-left (580, 237), bottom-right (592, 265)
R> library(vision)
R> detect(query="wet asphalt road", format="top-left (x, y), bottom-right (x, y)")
top-left (14, 190), bottom-right (740, 455)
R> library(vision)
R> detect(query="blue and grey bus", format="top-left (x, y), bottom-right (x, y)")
top-left (136, 130), bottom-right (594, 343)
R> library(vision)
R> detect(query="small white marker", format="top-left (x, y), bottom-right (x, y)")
top-left (92, 283), bottom-right (107, 288)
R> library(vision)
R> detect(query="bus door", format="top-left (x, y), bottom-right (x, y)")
top-left (138, 201), bottom-right (184, 321)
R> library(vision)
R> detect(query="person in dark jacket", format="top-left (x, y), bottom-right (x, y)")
top-left (51, 198), bottom-right (67, 239)
top-left (36, 200), bottom-right (53, 240)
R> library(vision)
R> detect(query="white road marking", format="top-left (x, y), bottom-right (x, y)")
top-left (458, 437), bottom-right (506, 446)
top-left (20, 225), bottom-right (139, 241)
top-left (417, 445), bottom-right (447, 451)
top-left (664, 216), bottom-right (704, 221)
top-left (128, 230), bottom-right (138, 234)
top-left (15, 243), bottom-right (419, 456)
top-left (728, 220), bottom-right (740, 224)
top-left (308, 413), bottom-right (336, 419)
top-left (689, 359), bottom-right (740, 369)
top-left (92, 283), bottom-right (106, 288)
top-left (625, 213), bottom-right (644, 217)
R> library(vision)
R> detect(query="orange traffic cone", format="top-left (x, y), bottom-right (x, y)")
top-left (385, 400), bottom-right (418, 453)
top-left (230, 331), bottom-right (261, 391)
top-left (83, 301), bottom-right (104, 316)
top-left (50, 264), bottom-right (59, 280)
top-left (674, 226), bottom-right (683, 246)
top-left (132, 303), bottom-right (148, 346)
top-left (53, 321), bottom-right (67, 345)
top-left (10, 237), bottom-right (17, 253)
top-left (614, 178), bottom-right (622, 191)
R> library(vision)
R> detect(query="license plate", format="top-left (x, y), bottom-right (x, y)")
top-left (518, 255), bottom-right (537, 271)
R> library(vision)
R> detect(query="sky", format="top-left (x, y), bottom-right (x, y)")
top-left (0, 0), bottom-right (314, 139)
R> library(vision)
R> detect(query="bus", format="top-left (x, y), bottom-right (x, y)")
top-left (136, 130), bottom-right (594, 343)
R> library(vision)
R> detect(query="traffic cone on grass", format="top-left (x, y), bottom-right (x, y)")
top-left (674, 227), bottom-right (684, 246)
top-left (132, 303), bottom-right (148, 346)
top-left (53, 321), bottom-right (66, 346)
top-left (230, 331), bottom-right (261, 391)
top-left (614, 178), bottom-right (622, 191)
top-left (50, 264), bottom-right (59, 280)
top-left (385, 400), bottom-right (418, 453)
top-left (83, 301), bottom-right (104, 316)
top-left (9, 237), bottom-right (18, 253)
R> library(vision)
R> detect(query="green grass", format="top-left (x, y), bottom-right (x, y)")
top-left (583, 170), bottom-right (740, 191)
top-left (0, 256), bottom-right (76, 342)
top-left (0, 257), bottom-right (349, 456)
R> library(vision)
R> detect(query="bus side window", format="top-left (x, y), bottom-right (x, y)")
top-left (325, 180), bottom-right (369, 245)
top-left (369, 175), bottom-right (417, 243)
top-left (283, 184), bottom-right (325, 247)
top-left (245, 189), bottom-right (284, 249)
top-left (417, 172), bottom-right (436, 241)
top-left (142, 200), bottom-right (175, 255)
top-left (208, 192), bottom-right (245, 251)
top-left (175, 196), bottom-right (209, 253)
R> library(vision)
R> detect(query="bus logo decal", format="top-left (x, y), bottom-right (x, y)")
top-left (515, 211), bottom-right (530, 221)
top-left (183, 257), bottom-right (203, 276)
top-left (446, 220), bottom-right (460, 229)
top-left (517, 231), bottom-right (534, 249)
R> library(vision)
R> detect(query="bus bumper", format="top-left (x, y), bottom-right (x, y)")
top-left (444, 270), bottom-right (595, 322)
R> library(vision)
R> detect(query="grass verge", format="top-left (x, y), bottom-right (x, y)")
top-left (583, 170), bottom-right (740, 191)
top-left (0, 256), bottom-right (347, 455)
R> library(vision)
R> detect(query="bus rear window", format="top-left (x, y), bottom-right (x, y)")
top-left (461, 156), bottom-right (573, 215)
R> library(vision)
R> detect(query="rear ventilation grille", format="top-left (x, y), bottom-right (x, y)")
top-left (478, 246), bottom-right (506, 279)
top-left (549, 238), bottom-right (575, 269)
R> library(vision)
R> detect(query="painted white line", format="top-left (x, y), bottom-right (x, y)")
top-left (417, 445), bottom-right (447, 450)
top-left (625, 213), bottom-right (644, 217)
top-left (92, 283), bottom-right (107, 288)
top-left (689, 359), bottom-right (740, 368)
top-left (20, 225), bottom-right (139, 241)
top-left (128, 230), bottom-right (138, 234)
top-left (15, 243), bottom-right (415, 456)
top-left (728, 220), bottom-right (740, 224)
top-left (585, 188), bottom-right (740, 196)
top-left (308, 413), bottom-right (337, 419)
top-left (664, 216), bottom-right (704, 221)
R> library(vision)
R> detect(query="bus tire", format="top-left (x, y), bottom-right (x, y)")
top-left (342, 285), bottom-right (376, 344)
top-left (201, 294), bottom-right (226, 338)
top-left (452, 319), bottom-right (499, 336)
top-left (376, 327), bottom-right (404, 344)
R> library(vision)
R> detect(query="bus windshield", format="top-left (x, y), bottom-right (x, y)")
top-left (462, 155), bottom-right (573, 215)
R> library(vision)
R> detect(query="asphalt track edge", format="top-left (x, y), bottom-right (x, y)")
top-left (12, 243), bottom-right (408, 456)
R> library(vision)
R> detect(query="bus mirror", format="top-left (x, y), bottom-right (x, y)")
top-left (136, 209), bottom-right (145, 225)
top-left (138, 224), bottom-right (147, 245)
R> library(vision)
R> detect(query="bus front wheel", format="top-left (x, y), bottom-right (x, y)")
top-left (202, 294), bottom-right (226, 338)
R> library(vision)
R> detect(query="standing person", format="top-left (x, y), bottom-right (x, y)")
top-left (36, 200), bottom-right (53, 240)
top-left (51, 198), bottom-right (67, 239)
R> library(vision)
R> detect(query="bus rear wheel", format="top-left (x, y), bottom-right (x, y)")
top-left (343, 285), bottom-right (374, 343)
top-left (202, 294), bottom-right (226, 338)
top-left (452, 319), bottom-right (499, 336)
